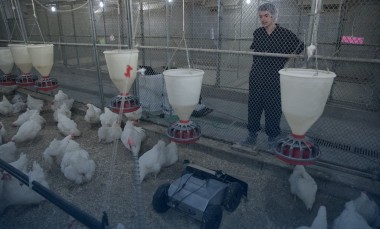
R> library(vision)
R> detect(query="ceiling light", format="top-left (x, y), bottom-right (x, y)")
top-left (51, 6), bottom-right (56, 12)
top-left (99, 1), bottom-right (104, 8)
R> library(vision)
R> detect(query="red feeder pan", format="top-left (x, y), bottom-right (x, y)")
top-left (167, 120), bottom-right (201, 144)
top-left (109, 93), bottom-right (140, 113)
top-left (35, 76), bottom-right (59, 92)
top-left (274, 134), bottom-right (320, 165)
top-left (0, 74), bottom-right (17, 86)
top-left (16, 73), bottom-right (38, 87)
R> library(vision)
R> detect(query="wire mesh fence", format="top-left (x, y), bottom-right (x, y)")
top-left (0, 0), bottom-right (379, 179)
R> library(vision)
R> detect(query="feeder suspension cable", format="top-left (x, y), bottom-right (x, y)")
top-left (30, 0), bottom-right (45, 43)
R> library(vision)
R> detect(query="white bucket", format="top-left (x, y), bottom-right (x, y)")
top-left (8, 44), bottom-right (32, 74)
top-left (163, 68), bottom-right (204, 121)
top-left (279, 68), bottom-right (336, 135)
top-left (104, 49), bottom-right (138, 94)
top-left (0, 47), bottom-right (14, 74)
top-left (27, 44), bottom-right (54, 77)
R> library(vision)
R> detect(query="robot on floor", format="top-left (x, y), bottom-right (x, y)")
top-left (152, 162), bottom-right (248, 229)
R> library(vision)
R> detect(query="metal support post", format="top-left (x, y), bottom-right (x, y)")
top-left (14, 0), bottom-right (28, 43)
top-left (215, 0), bottom-right (222, 87)
top-left (88, 0), bottom-right (105, 108)
top-left (140, 0), bottom-right (145, 66)
top-left (71, 4), bottom-right (80, 66)
top-left (57, 3), bottom-right (67, 66)
top-left (0, 0), bottom-right (11, 41)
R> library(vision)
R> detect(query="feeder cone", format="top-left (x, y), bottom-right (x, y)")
top-left (275, 68), bottom-right (336, 165)
top-left (280, 68), bottom-right (336, 136)
top-left (0, 47), bottom-right (17, 86)
top-left (104, 49), bottom-right (140, 113)
top-left (9, 44), bottom-right (32, 74)
top-left (27, 44), bottom-right (57, 91)
top-left (104, 49), bottom-right (139, 94)
top-left (163, 68), bottom-right (204, 121)
top-left (27, 44), bottom-right (54, 77)
top-left (0, 47), bottom-right (14, 75)
top-left (163, 68), bottom-right (204, 144)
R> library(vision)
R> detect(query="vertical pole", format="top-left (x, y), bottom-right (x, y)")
top-left (165, 0), bottom-right (170, 68)
top-left (57, 3), bottom-right (67, 67)
top-left (45, 6), bottom-right (52, 43)
top-left (215, 0), bottom-right (222, 87)
top-left (0, 1), bottom-right (12, 41)
top-left (306, 0), bottom-right (317, 47)
top-left (14, 0), bottom-right (28, 43)
top-left (119, 0), bottom-right (123, 46)
top-left (71, 4), bottom-right (80, 66)
top-left (237, 1), bottom-right (243, 79)
top-left (140, 0), bottom-right (145, 66)
top-left (89, 0), bottom-right (105, 108)
top-left (125, 0), bottom-right (133, 49)
top-left (102, 3), bottom-right (106, 43)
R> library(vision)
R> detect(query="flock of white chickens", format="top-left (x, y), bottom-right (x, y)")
top-left (0, 90), bottom-right (179, 216)
top-left (0, 90), bottom-right (379, 228)
top-left (290, 165), bottom-right (380, 229)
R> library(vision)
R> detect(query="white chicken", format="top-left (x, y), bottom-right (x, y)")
top-left (0, 121), bottom-right (7, 144)
top-left (97, 121), bottom-right (122, 143)
top-left (121, 120), bottom-right (146, 156)
top-left (0, 161), bottom-right (49, 214)
top-left (2, 153), bottom-right (28, 177)
top-left (57, 113), bottom-right (81, 137)
top-left (51, 90), bottom-right (74, 111)
top-left (84, 104), bottom-right (102, 124)
top-left (58, 135), bottom-right (81, 153)
top-left (12, 94), bottom-right (25, 104)
top-left (124, 106), bottom-right (142, 122)
top-left (60, 148), bottom-right (96, 184)
top-left (43, 138), bottom-right (65, 167)
top-left (0, 96), bottom-right (13, 115)
top-left (333, 201), bottom-right (372, 229)
top-left (296, 205), bottom-right (327, 229)
top-left (0, 142), bottom-right (17, 163)
top-left (100, 107), bottom-right (119, 127)
top-left (12, 101), bottom-right (27, 114)
top-left (159, 141), bottom-right (178, 168)
top-left (348, 192), bottom-right (380, 226)
top-left (11, 112), bottom-right (43, 143)
top-left (138, 140), bottom-right (166, 182)
top-left (12, 109), bottom-right (38, 126)
top-left (27, 94), bottom-right (44, 111)
top-left (53, 103), bottom-right (72, 122)
top-left (288, 165), bottom-right (318, 210)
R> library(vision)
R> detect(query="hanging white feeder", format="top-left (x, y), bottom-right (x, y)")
top-left (163, 68), bottom-right (204, 144)
top-left (275, 68), bottom-right (336, 165)
top-left (0, 47), bottom-right (17, 86)
top-left (104, 49), bottom-right (140, 113)
top-left (27, 44), bottom-right (58, 92)
top-left (9, 44), bottom-right (38, 87)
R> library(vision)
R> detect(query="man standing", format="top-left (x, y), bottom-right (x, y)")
top-left (240, 3), bottom-right (304, 149)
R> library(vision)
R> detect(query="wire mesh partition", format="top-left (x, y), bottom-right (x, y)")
top-left (0, 0), bottom-right (379, 179)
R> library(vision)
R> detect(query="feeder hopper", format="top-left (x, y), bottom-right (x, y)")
top-left (9, 44), bottom-right (38, 86)
top-left (275, 68), bottom-right (336, 165)
top-left (27, 44), bottom-right (58, 92)
top-left (104, 49), bottom-right (140, 113)
top-left (163, 68), bottom-right (204, 144)
top-left (0, 47), bottom-right (17, 86)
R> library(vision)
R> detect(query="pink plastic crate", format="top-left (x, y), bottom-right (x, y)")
top-left (341, 36), bottom-right (364, 45)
